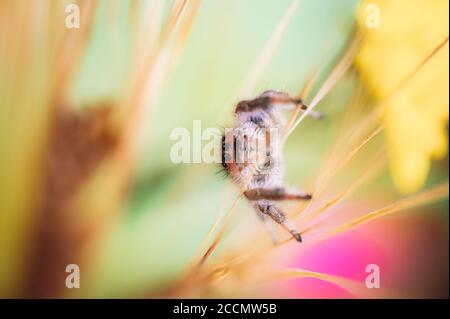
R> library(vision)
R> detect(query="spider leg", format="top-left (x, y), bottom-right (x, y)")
top-left (298, 103), bottom-right (324, 120)
top-left (255, 202), bottom-right (302, 242)
top-left (274, 96), bottom-right (324, 120)
top-left (236, 95), bottom-right (301, 112)
top-left (244, 187), bottom-right (312, 201)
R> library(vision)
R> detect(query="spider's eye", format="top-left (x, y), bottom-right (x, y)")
top-left (249, 116), bottom-right (263, 125)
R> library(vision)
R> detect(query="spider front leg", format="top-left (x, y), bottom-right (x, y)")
top-left (237, 92), bottom-right (323, 120)
top-left (244, 187), bottom-right (312, 201)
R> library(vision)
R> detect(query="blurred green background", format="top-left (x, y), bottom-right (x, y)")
top-left (0, 0), bottom-right (447, 298)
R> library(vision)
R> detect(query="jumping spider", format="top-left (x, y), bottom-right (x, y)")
top-left (221, 90), bottom-right (321, 243)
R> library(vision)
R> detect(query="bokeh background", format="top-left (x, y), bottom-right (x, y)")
top-left (0, 0), bottom-right (448, 298)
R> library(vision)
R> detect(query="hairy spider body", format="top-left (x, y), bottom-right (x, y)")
top-left (221, 90), bottom-right (315, 243)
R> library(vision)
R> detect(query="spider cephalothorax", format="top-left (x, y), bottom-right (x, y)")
top-left (221, 90), bottom-right (318, 243)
